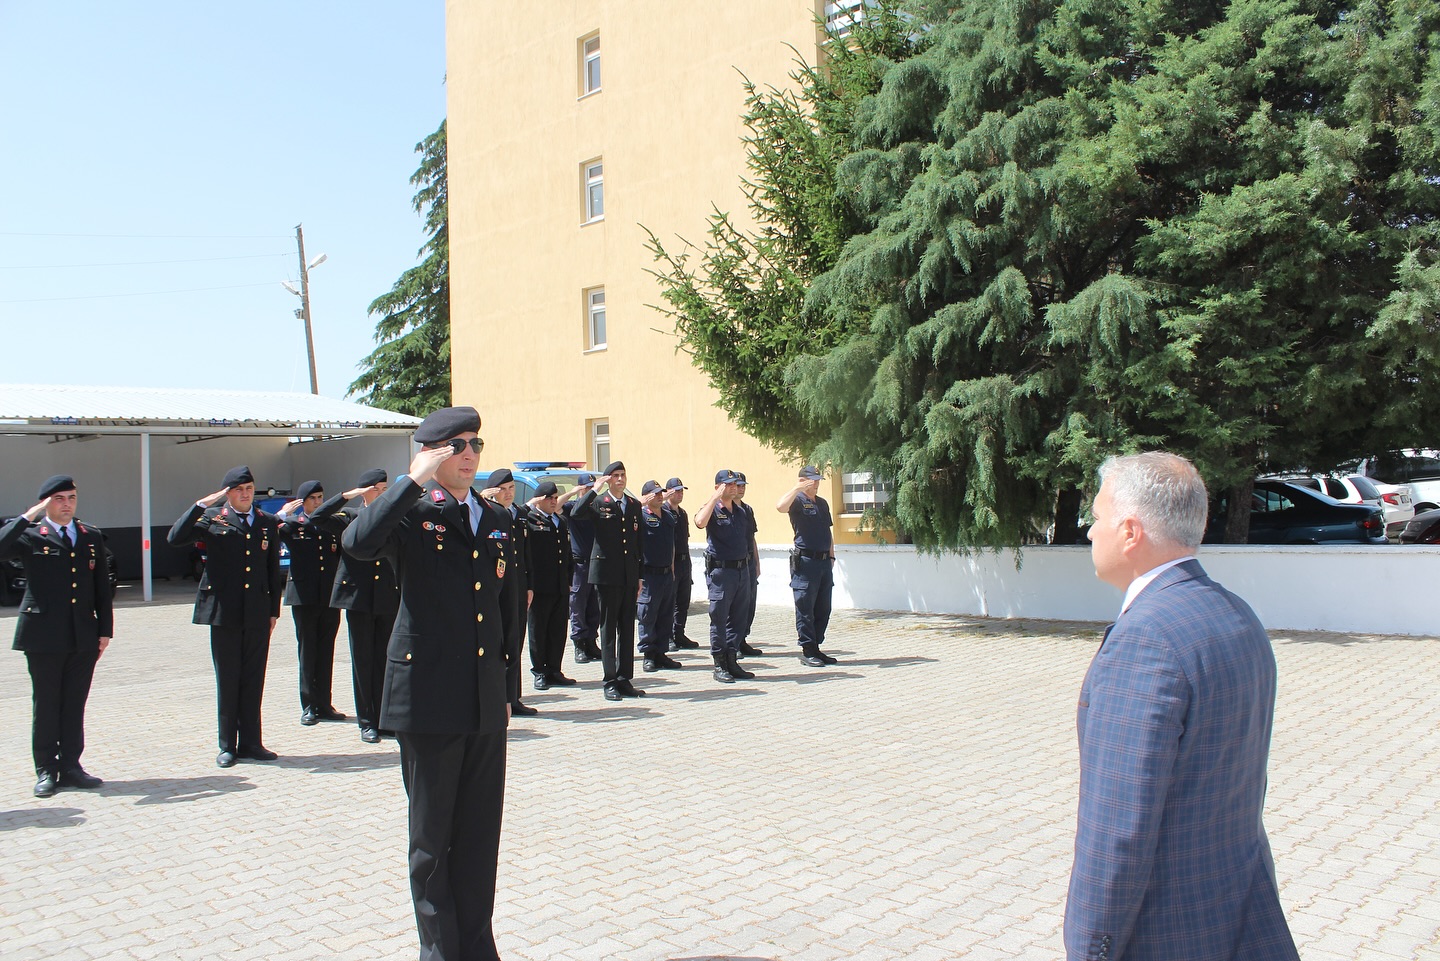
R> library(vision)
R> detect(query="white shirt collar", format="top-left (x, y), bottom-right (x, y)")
top-left (1120, 556), bottom-right (1195, 615)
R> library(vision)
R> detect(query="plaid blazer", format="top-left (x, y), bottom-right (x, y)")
top-left (1064, 560), bottom-right (1299, 961)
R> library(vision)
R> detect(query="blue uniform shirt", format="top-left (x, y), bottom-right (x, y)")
top-left (789, 494), bottom-right (833, 553)
top-left (563, 502), bottom-right (596, 560)
top-left (639, 506), bottom-right (676, 568)
top-left (705, 503), bottom-right (749, 561)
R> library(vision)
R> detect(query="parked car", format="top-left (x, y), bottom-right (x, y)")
top-left (1398, 508), bottom-right (1440, 544)
top-left (1264, 473), bottom-right (1414, 536)
top-left (1, 517), bottom-right (119, 605)
top-left (1204, 480), bottom-right (1388, 545)
top-left (1346, 448), bottom-right (1440, 514)
top-left (479, 461), bottom-right (592, 503)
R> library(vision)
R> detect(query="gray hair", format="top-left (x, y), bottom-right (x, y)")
top-left (1098, 452), bottom-right (1208, 551)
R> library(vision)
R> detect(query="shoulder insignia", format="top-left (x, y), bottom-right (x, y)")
top-left (220, 508), bottom-right (229, 516)
top-left (38, 527), bottom-right (49, 536)
top-left (431, 489), bottom-right (446, 503)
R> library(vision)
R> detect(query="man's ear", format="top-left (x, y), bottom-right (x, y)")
top-left (1119, 515), bottom-right (1145, 553)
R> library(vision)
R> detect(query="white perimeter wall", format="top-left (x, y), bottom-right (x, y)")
top-left (708, 544), bottom-right (1440, 637)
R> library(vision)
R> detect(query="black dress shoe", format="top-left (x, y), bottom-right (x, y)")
top-left (216, 751), bottom-right (237, 769)
top-left (643, 658), bottom-right (661, 673)
top-left (547, 673), bottom-right (577, 686)
top-left (799, 644), bottom-right (828, 668)
top-left (603, 686), bottom-right (623, 701)
top-left (532, 673), bottom-right (551, 690)
top-left (57, 767), bottom-right (103, 789)
top-left (33, 771), bottom-right (58, 798)
top-left (574, 648), bottom-right (595, 664)
top-left (360, 727), bottom-right (381, 744)
top-left (817, 649), bottom-right (838, 665)
top-left (739, 642), bottom-right (764, 656)
top-left (667, 640), bottom-right (680, 653)
top-left (712, 656), bottom-right (736, 684)
top-left (617, 679), bottom-right (647, 698)
top-left (317, 707), bottom-right (348, 721)
top-left (300, 709), bottom-right (319, 726)
top-left (726, 652), bottom-right (756, 679)
top-left (653, 653), bottom-right (683, 670)
top-left (511, 701), bottom-right (539, 716)
top-left (674, 636), bottom-right (701, 649)
top-left (237, 745), bottom-right (278, 761)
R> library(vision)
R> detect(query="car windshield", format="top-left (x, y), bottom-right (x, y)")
top-left (1346, 475), bottom-right (1382, 500)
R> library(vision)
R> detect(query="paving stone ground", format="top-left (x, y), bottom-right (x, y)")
top-left (0, 581), bottom-right (1436, 960)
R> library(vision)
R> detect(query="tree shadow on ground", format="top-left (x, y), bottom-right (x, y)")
top-left (0, 805), bottom-right (87, 830)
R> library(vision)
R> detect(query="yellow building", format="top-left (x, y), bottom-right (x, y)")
top-left (445, 1), bottom-right (888, 545)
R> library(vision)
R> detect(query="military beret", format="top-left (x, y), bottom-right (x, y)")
top-left (665, 477), bottom-right (686, 491)
top-left (38, 474), bottom-right (76, 499)
top-left (641, 479), bottom-right (662, 495)
top-left (601, 460), bottom-right (625, 475)
top-left (715, 469), bottom-right (740, 485)
top-left (414, 406), bottom-right (481, 445)
top-left (223, 465), bottom-right (254, 487)
top-left (486, 468), bottom-right (514, 487)
top-left (535, 480), bottom-right (559, 498)
top-left (357, 468), bottom-right (388, 487)
top-left (576, 472), bottom-right (596, 486)
top-left (297, 480), bottom-right (324, 499)
top-left (799, 465), bottom-right (824, 480)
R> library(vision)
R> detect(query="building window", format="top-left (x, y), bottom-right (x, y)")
top-left (841, 471), bottom-right (893, 514)
top-left (590, 419), bottom-right (610, 470)
top-left (585, 286), bottom-right (607, 350)
top-left (580, 34), bottom-right (601, 96)
top-left (824, 1), bottom-right (870, 37)
top-left (583, 160), bottom-right (604, 223)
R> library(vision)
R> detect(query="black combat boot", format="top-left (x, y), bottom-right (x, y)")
top-left (727, 650), bottom-right (756, 679)
top-left (712, 654), bottom-right (736, 684)
top-left (800, 643), bottom-right (828, 667)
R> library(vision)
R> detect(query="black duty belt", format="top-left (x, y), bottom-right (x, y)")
top-left (707, 557), bottom-right (748, 569)
top-left (793, 548), bottom-right (830, 560)
top-left (641, 564), bottom-right (673, 575)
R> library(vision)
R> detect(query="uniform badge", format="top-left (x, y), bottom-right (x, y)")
top-left (220, 508), bottom-right (229, 516)
top-left (431, 489), bottom-right (446, 503)
top-left (89, 559), bottom-right (96, 570)
top-left (422, 521), bottom-right (435, 531)
top-left (261, 538), bottom-right (269, 551)
top-left (38, 527), bottom-right (49, 536)
top-left (496, 558), bottom-right (506, 578)
top-left (435, 524), bottom-right (446, 533)
top-left (331, 543), bottom-right (338, 552)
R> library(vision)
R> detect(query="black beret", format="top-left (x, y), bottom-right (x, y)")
top-left (38, 474), bottom-right (76, 499)
top-left (223, 465), bottom-right (254, 487)
top-left (715, 469), bottom-right (739, 485)
top-left (486, 468), bottom-right (514, 488)
top-left (641, 479), bottom-right (662, 495)
top-left (297, 480), bottom-right (324, 500)
top-left (357, 468), bottom-right (388, 487)
top-left (601, 460), bottom-right (625, 475)
top-left (414, 406), bottom-right (481, 445)
top-left (665, 477), bottom-right (686, 491)
top-left (535, 480), bottom-right (559, 498)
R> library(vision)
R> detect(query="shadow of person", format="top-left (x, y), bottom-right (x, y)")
top-left (540, 706), bottom-right (657, 723)
top-left (832, 655), bottom-right (938, 668)
top-left (272, 752), bottom-right (402, 775)
top-left (506, 728), bottom-right (550, 742)
top-left (0, 805), bottom-right (87, 830)
top-left (90, 775), bottom-right (257, 805)
top-left (761, 670), bottom-right (865, 684)
top-left (643, 687), bottom-right (767, 703)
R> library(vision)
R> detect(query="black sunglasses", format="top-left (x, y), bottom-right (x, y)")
top-left (442, 437), bottom-right (484, 454)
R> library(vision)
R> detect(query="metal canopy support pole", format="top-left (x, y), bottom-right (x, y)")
top-left (141, 432), bottom-right (153, 602)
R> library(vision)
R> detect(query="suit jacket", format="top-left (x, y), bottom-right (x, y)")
top-left (0, 515), bottom-right (113, 653)
top-left (167, 503), bottom-right (283, 629)
top-left (342, 476), bottom-right (509, 735)
top-left (1065, 559), bottom-right (1298, 961)
top-left (277, 514), bottom-right (340, 607)
top-left (571, 487), bottom-right (641, 586)
top-left (309, 492), bottom-right (399, 618)
top-left (522, 506), bottom-right (573, 594)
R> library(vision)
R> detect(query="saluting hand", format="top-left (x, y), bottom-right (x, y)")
top-left (279, 498), bottom-right (304, 517)
top-left (199, 488), bottom-right (230, 508)
top-left (592, 474), bottom-right (611, 493)
top-left (22, 498), bottom-right (50, 522)
top-left (342, 486), bottom-right (371, 500)
top-left (480, 487), bottom-right (502, 501)
top-left (408, 445), bottom-right (453, 486)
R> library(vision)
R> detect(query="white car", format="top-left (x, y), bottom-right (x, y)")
top-left (1348, 449), bottom-right (1440, 515)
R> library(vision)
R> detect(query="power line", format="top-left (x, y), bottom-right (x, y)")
top-left (0, 253), bottom-right (291, 270)
top-left (0, 281), bottom-right (279, 304)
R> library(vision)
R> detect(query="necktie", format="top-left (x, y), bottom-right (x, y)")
top-left (460, 500), bottom-right (473, 535)
top-left (61, 526), bottom-right (72, 548)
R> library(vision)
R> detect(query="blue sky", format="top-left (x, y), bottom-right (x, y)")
top-left (0, 2), bottom-right (446, 399)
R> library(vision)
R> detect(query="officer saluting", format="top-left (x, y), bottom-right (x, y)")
top-left (776, 465), bottom-right (838, 667)
top-left (664, 478), bottom-right (699, 651)
top-left (168, 465), bottom-right (283, 768)
top-left (276, 479), bottom-right (345, 726)
top-left (570, 460), bottom-right (645, 701)
top-left (482, 468), bottom-right (535, 717)
top-left (0, 475), bottom-right (113, 798)
top-left (694, 470), bottom-right (755, 685)
top-left (342, 406), bottom-right (511, 961)
top-left (522, 481), bottom-right (577, 692)
top-left (562, 472), bottom-right (602, 665)
top-left (310, 468), bottom-right (398, 744)
top-left (637, 480), bottom-right (682, 673)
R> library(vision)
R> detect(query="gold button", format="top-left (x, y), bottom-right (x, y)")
top-left (374, 575), bottom-right (380, 580)
top-left (437, 544), bottom-right (444, 551)
top-left (476, 613), bottom-right (483, 623)
top-left (72, 582), bottom-right (78, 588)
top-left (405, 652), bottom-right (412, 661)
top-left (245, 566), bottom-right (251, 572)
top-left (246, 533), bottom-right (252, 539)
top-left (244, 583), bottom-right (250, 589)
top-left (477, 647), bottom-right (485, 657)
top-left (246, 550), bottom-right (251, 556)
top-left (474, 582), bottom-right (481, 590)
top-left (72, 598), bottom-right (77, 604)
top-left (473, 550), bottom-right (479, 558)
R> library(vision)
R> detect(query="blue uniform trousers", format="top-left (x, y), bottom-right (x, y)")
top-left (568, 562), bottom-right (599, 647)
top-left (707, 566), bottom-right (752, 656)
top-left (791, 553), bottom-right (834, 647)
top-left (636, 569), bottom-right (676, 657)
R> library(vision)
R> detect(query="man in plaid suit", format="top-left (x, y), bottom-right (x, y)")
top-left (1066, 452), bottom-right (1298, 961)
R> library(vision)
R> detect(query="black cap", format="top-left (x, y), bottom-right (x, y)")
top-left (297, 480), bottom-right (324, 500)
top-left (601, 460), bottom-right (625, 475)
top-left (641, 479), bottom-right (662, 495)
top-left (576, 472), bottom-right (595, 486)
top-left (799, 465), bottom-right (823, 480)
top-left (486, 468), bottom-right (514, 487)
top-left (715, 469), bottom-right (739, 485)
top-left (535, 480), bottom-right (559, 498)
top-left (736, 472), bottom-right (748, 485)
top-left (665, 477), bottom-right (686, 491)
top-left (38, 474), bottom-right (76, 499)
top-left (414, 406), bottom-right (481, 445)
top-left (223, 465), bottom-right (254, 487)
top-left (357, 468), bottom-right (388, 487)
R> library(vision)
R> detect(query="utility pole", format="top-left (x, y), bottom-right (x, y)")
top-left (295, 223), bottom-right (320, 394)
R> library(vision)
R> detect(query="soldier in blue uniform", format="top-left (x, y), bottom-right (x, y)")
top-left (0, 475), bottom-right (113, 798)
top-left (168, 465), bottom-right (284, 768)
top-left (276, 479), bottom-right (345, 726)
top-left (664, 477), bottom-right (699, 651)
top-left (342, 406), bottom-right (511, 961)
top-left (522, 481), bottom-right (577, 691)
top-left (733, 472), bottom-right (764, 656)
top-left (310, 468), bottom-right (399, 743)
top-left (562, 472), bottom-right (602, 664)
top-left (776, 465), bottom-right (838, 667)
top-left (636, 480), bottom-right (682, 673)
top-left (570, 461), bottom-right (645, 701)
top-left (694, 469), bottom-right (756, 684)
